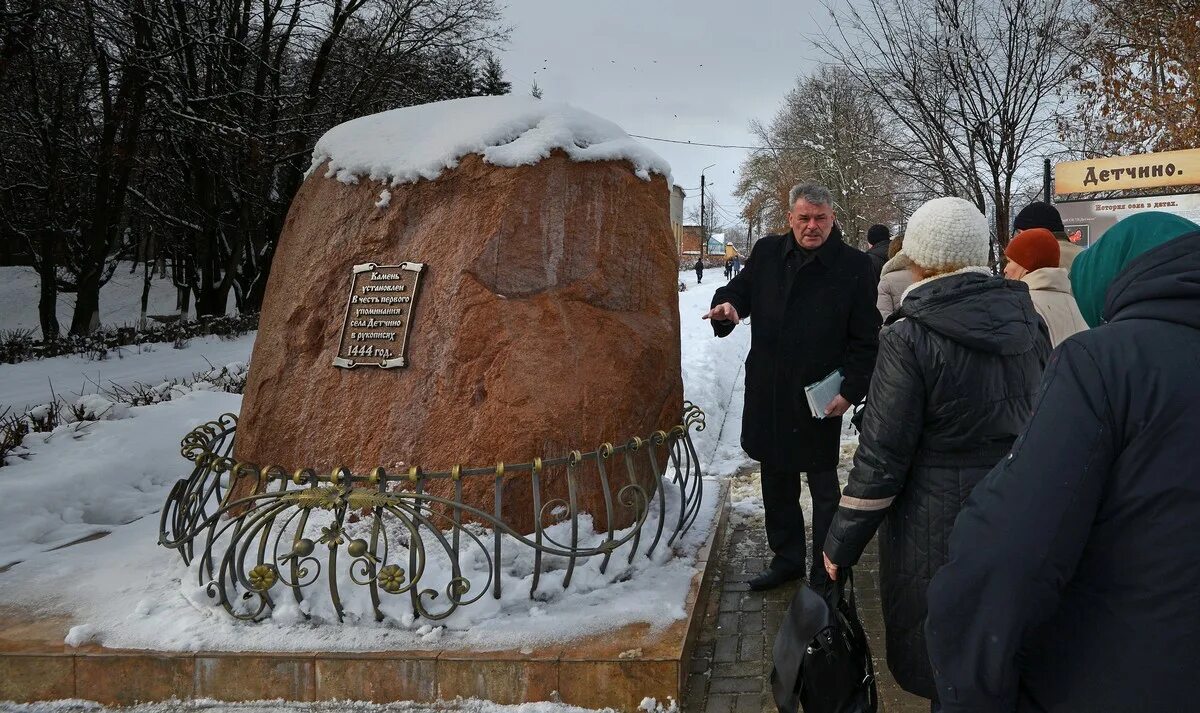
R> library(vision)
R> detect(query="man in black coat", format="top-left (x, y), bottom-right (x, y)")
top-left (925, 214), bottom-right (1200, 712)
top-left (704, 183), bottom-right (880, 590)
top-left (865, 223), bottom-right (892, 282)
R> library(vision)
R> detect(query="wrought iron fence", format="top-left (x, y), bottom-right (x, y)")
top-left (159, 403), bottom-right (706, 623)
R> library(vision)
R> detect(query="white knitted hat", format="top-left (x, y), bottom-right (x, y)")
top-left (903, 197), bottom-right (990, 271)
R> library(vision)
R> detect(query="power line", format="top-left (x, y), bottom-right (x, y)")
top-left (629, 134), bottom-right (781, 150)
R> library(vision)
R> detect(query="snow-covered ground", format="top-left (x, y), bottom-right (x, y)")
top-left (0, 263), bottom-right (236, 340)
top-left (0, 334), bottom-right (256, 414)
top-left (0, 263), bottom-right (250, 414)
top-left (0, 267), bottom-right (754, 657)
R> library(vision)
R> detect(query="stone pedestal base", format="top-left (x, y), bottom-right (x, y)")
top-left (0, 484), bottom-right (728, 712)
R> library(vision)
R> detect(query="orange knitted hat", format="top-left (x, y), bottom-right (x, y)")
top-left (1006, 228), bottom-right (1061, 271)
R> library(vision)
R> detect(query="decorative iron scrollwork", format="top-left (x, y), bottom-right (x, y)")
top-left (159, 404), bottom-right (706, 623)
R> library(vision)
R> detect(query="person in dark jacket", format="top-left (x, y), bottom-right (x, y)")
top-left (694, 257), bottom-right (704, 283)
top-left (822, 197), bottom-right (1051, 705)
top-left (865, 223), bottom-right (892, 282)
top-left (1013, 201), bottom-right (1082, 270)
top-left (704, 183), bottom-right (880, 591)
top-left (925, 212), bottom-right (1200, 713)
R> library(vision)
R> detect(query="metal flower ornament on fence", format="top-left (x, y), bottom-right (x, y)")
top-left (159, 404), bottom-right (706, 623)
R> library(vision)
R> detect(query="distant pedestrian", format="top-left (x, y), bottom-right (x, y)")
top-left (724, 259), bottom-right (733, 280)
top-left (865, 223), bottom-right (892, 282)
top-left (694, 257), bottom-right (704, 283)
top-left (705, 183), bottom-right (880, 591)
top-left (876, 234), bottom-right (914, 321)
top-left (822, 197), bottom-right (1050, 707)
top-left (926, 212), bottom-right (1200, 713)
top-left (733, 256), bottom-right (742, 275)
top-left (1003, 228), bottom-right (1087, 347)
top-left (1013, 201), bottom-right (1081, 271)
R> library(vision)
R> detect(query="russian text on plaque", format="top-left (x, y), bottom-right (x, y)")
top-left (333, 261), bottom-right (425, 369)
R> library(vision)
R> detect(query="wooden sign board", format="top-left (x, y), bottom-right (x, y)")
top-left (333, 262), bottom-right (425, 369)
top-left (1056, 148), bottom-right (1200, 197)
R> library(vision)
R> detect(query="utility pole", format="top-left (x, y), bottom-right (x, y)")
top-left (1043, 158), bottom-right (1052, 202)
top-left (700, 164), bottom-right (715, 259)
top-left (752, 204), bottom-right (764, 253)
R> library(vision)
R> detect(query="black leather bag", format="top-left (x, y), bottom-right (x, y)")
top-left (770, 571), bottom-right (878, 713)
top-left (850, 402), bottom-right (866, 433)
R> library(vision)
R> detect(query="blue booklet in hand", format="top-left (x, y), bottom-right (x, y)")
top-left (804, 369), bottom-right (844, 419)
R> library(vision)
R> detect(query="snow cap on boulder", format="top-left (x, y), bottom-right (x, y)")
top-left (308, 94), bottom-right (672, 186)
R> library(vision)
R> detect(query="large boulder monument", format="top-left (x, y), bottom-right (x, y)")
top-left (233, 95), bottom-right (683, 533)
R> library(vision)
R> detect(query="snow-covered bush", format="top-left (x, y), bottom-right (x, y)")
top-left (0, 397), bottom-right (115, 467)
top-left (0, 312), bottom-right (259, 364)
top-left (66, 395), bottom-right (129, 423)
top-left (0, 329), bottom-right (37, 364)
top-left (0, 410), bottom-right (29, 466)
top-left (104, 361), bottom-right (250, 409)
top-left (0, 361), bottom-right (249, 468)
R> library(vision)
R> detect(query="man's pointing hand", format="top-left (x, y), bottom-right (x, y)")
top-left (702, 302), bottom-right (740, 324)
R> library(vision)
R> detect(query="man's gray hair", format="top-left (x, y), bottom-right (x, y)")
top-left (788, 183), bottom-right (834, 209)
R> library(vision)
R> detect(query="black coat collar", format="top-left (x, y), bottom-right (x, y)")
top-left (779, 225), bottom-right (845, 266)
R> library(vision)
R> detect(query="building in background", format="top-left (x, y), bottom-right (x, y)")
top-left (707, 232), bottom-right (726, 256)
top-left (670, 185), bottom-right (686, 256)
top-left (672, 185), bottom-right (736, 268)
top-left (680, 224), bottom-right (703, 256)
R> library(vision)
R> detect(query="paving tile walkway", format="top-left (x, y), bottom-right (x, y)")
top-left (685, 468), bottom-right (927, 713)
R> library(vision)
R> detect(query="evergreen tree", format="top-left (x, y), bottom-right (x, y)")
top-left (476, 53), bottom-right (511, 95)
top-left (530, 80), bottom-right (543, 99)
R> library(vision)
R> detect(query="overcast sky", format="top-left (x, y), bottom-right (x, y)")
top-left (498, 0), bottom-right (837, 229)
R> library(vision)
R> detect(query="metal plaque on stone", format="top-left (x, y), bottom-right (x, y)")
top-left (333, 262), bottom-right (425, 369)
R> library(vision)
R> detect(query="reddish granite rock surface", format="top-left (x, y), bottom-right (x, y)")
top-left (233, 151), bottom-right (683, 532)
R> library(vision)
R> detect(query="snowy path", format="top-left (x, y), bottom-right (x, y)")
top-left (0, 334), bottom-right (256, 414)
top-left (677, 268), bottom-right (753, 477)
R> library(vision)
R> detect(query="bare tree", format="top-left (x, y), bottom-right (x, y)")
top-left (1, 0), bottom-right (509, 335)
top-left (0, 0), bottom-right (41, 87)
top-left (734, 66), bottom-right (906, 247)
top-left (0, 0), bottom-right (153, 336)
top-left (820, 0), bottom-right (1080, 250)
top-left (135, 0), bottom-right (506, 318)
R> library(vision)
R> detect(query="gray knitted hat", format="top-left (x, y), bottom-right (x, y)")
top-left (903, 197), bottom-right (990, 271)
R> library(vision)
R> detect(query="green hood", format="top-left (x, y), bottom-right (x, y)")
top-left (1069, 212), bottom-right (1200, 327)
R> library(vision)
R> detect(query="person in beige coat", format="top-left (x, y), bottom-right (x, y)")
top-left (877, 234), bottom-right (915, 320)
top-left (1004, 228), bottom-right (1088, 346)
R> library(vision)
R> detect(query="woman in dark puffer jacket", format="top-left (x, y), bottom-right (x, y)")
top-left (821, 197), bottom-right (1052, 707)
top-left (926, 213), bottom-right (1200, 713)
